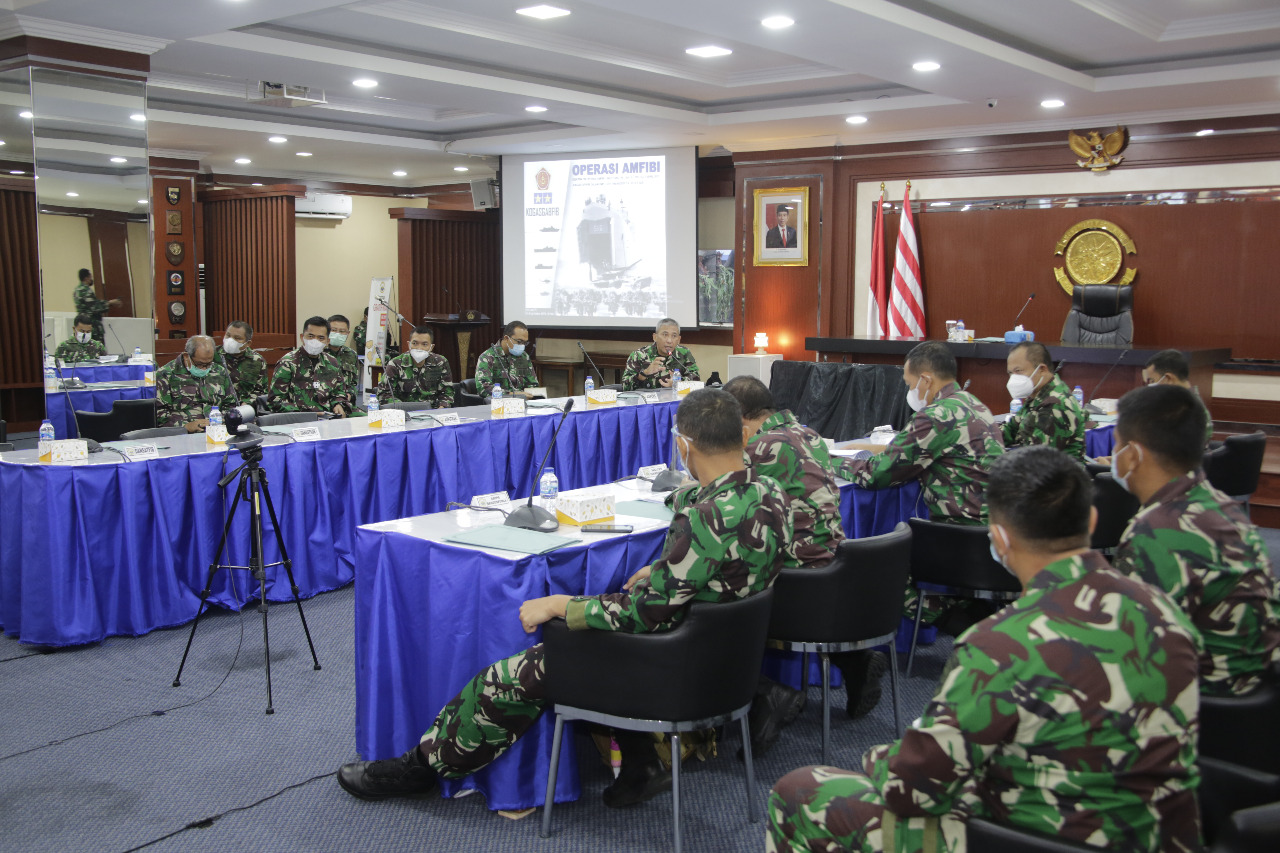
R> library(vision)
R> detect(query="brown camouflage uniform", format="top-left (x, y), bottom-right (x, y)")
top-left (214, 347), bottom-right (269, 406)
top-left (622, 343), bottom-right (700, 391)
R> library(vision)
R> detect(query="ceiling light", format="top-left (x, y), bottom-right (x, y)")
top-left (129, 113), bottom-right (145, 122)
top-left (1040, 98), bottom-right (1065, 108)
top-left (845, 115), bottom-right (868, 125)
top-left (235, 157), bottom-right (252, 164)
top-left (110, 157), bottom-right (127, 163)
top-left (1196, 128), bottom-right (1215, 137)
top-left (761, 15), bottom-right (794, 29)
top-left (913, 61), bottom-right (940, 72)
top-left (65, 192), bottom-right (78, 197)
top-left (454, 166), bottom-right (469, 172)
top-left (516, 5), bottom-right (571, 19)
top-left (138, 199), bottom-right (148, 204)
top-left (930, 201), bottom-right (951, 207)
top-left (19, 110), bottom-right (32, 118)
top-left (353, 78), bottom-right (378, 88)
top-left (296, 151), bottom-right (313, 157)
top-left (957, 147), bottom-right (975, 152)
top-left (525, 105), bottom-right (548, 113)
top-left (9, 170), bottom-right (23, 175)
top-left (686, 46), bottom-right (732, 58)
top-left (268, 135), bottom-right (288, 143)
top-left (392, 170), bottom-right (407, 177)
top-left (0, 140), bottom-right (4, 146)
top-left (252, 183), bottom-right (263, 187)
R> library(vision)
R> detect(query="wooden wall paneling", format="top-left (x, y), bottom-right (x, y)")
top-left (152, 174), bottom-right (196, 353)
top-left (87, 217), bottom-right (134, 316)
top-left (0, 185), bottom-right (44, 427)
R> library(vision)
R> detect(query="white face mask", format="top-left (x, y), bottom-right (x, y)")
top-left (223, 338), bottom-right (243, 355)
top-left (906, 376), bottom-right (931, 412)
top-left (988, 524), bottom-right (1016, 578)
top-left (75, 331), bottom-right (91, 344)
top-left (1006, 364), bottom-right (1043, 399)
top-left (1111, 443), bottom-right (1142, 493)
top-left (302, 338), bottom-right (326, 357)
top-left (410, 348), bottom-right (430, 363)
top-left (329, 332), bottom-right (348, 347)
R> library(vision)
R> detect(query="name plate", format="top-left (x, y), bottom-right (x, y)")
top-left (367, 408), bottom-right (406, 428)
top-left (127, 356), bottom-right (153, 365)
top-left (676, 380), bottom-right (705, 396)
top-left (124, 444), bottom-right (161, 461)
top-left (39, 439), bottom-right (88, 462)
top-left (292, 425), bottom-right (322, 442)
top-left (491, 398), bottom-right (527, 417)
top-left (638, 463), bottom-right (668, 481)
top-left (471, 491), bottom-right (511, 508)
top-left (206, 425), bottom-right (230, 444)
top-left (144, 371), bottom-right (156, 386)
top-left (640, 391), bottom-right (661, 404)
top-left (434, 412), bottom-right (461, 426)
top-left (586, 388), bottom-right (618, 405)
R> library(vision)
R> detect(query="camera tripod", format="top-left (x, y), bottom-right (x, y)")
top-left (172, 441), bottom-right (321, 714)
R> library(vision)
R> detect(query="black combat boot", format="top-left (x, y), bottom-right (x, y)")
top-left (337, 745), bottom-right (438, 801)
top-left (834, 650), bottom-right (888, 720)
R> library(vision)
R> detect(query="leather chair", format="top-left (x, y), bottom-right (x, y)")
top-left (257, 412), bottom-right (322, 426)
top-left (1215, 801), bottom-right (1280, 853)
top-left (456, 378), bottom-right (484, 407)
top-left (540, 591), bottom-right (774, 853)
top-left (766, 523), bottom-right (912, 763)
top-left (1091, 472), bottom-right (1140, 552)
top-left (967, 819), bottom-right (1096, 852)
top-left (905, 518), bottom-right (1022, 677)
top-left (1200, 756), bottom-right (1280, 847)
top-left (1200, 681), bottom-right (1280, 774)
top-left (120, 426), bottom-right (186, 440)
top-left (1060, 284), bottom-right (1134, 345)
top-left (1204, 431), bottom-right (1266, 508)
top-left (74, 398), bottom-right (157, 443)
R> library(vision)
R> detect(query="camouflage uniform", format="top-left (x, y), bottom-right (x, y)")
top-left (353, 320), bottom-right (367, 356)
top-left (73, 280), bottom-right (111, 343)
top-left (376, 351), bottom-right (455, 408)
top-left (416, 468), bottom-right (792, 778)
top-left (266, 347), bottom-right (354, 414)
top-left (767, 551), bottom-right (1204, 853)
top-left (746, 409), bottom-right (844, 568)
top-left (1003, 373), bottom-right (1087, 461)
top-left (833, 382), bottom-right (1003, 525)
top-left (155, 355), bottom-right (236, 428)
top-left (1113, 470), bottom-right (1280, 697)
top-left (53, 336), bottom-right (106, 362)
top-left (214, 347), bottom-right (269, 406)
top-left (622, 343), bottom-right (700, 391)
top-left (473, 342), bottom-right (538, 394)
top-left (327, 344), bottom-right (361, 400)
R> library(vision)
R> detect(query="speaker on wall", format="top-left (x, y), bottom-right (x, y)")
top-left (470, 178), bottom-right (497, 210)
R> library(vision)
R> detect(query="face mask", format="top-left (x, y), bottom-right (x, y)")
top-left (676, 436), bottom-right (693, 480)
top-left (988, 524), bottom-right (1015, 577)
top-left (410, 348), bottom-right (429, 363)
top-left (223, 338), bottom-right (243, 355)
top-left (188, 363), bottom-right (211, 378)
top-left (75, 331), bottom-right (91, 343)
top-left (1111, 443), bottom-right (1141, 493)
top-left (509, 342), bottom-right (526, 357)
top-left (329, 332), bottom-right (348, 347)
top-left (302, 339), bottom-right (326, 357)
top-left (1006, 364), bottom-right (1043, 399)
top-left (906, 376), bottom-right (930, 412)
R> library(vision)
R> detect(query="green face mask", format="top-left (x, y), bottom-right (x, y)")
top-left (188, 363), bottom-right (211, 378)
top-left (330, 332), bottom-right (348, 347)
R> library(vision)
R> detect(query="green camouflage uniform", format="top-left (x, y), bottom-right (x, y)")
top-left (353, 320), bottom-right (367, 356)
top-left (155, 355), bottom-right (236, 428)
top-left (1003, 373), bottom-right (1087, 461)
top-left (833, 382), bottom-right (1003, 525)
top-left (622, 343), bottom-right (700, 391)
top-left (416, 468), bottom-right (792, 778)
top-left (266, 347), bottom-right (354, 414)
top-left (327, 344), bottom-right (361, 400)
top-left (53, 336), bottom-right (106, 362)
top-left (376, 351), bottom-right (455, 408)
top-left (1113, 470), bottom-right (1280, 697)
top-left (746, 409), bottom-right (844, 567)
top-left (473, 342), bottom-right (537, 394)
top-left (214, 347), bottom-right (269, 406)
top-left (73, 280), bottom-right (111, 343)
top-left (767, 550), bottom-right (1204, 853)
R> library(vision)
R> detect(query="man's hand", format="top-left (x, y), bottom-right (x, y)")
top-left (519, 595), bottom-right (570, 633)
top-left (643, 357), bottom-right (666, 377)
top-left (184, 418), bottom-right (209, 434)
top-left (108, 299), bottom-right (122, 308)
top-left (333, 403), bottom-right (346, 417)
top-left (623, 565), bottom-right (652, 591)
top-left (659, 376), bottom-right (672, 389)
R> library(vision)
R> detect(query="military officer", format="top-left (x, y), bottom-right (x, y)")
top-left (1002, 341), bottom-right (1086, 460)
top-left (376, 326), bottom-right (454, 408)
top-left (155, 335), bottom-right (236, 432)
top-left (353, 307), bottom-right (369, 356)
top-left (335, 389), bottom-right (793, 810)
top-left (1142, 349), bottom-right (1215, 447)
top-left (53, 314), bottom-right (107, 362)
top-left (622, 318), bottom-right (700, 390)
top-left (215, 321), bottom-right (269, 406)
top-left (326, 313), bottom-right (361, 400)
top-left (266, 316), bottom-right (355, 416)
top-left (768, 446), bottom-right (1204, 853)
top-left (1111, 384), bottom-right (1280, 697)
top-left (474, 320), bottom-right (538, 397)
top-left (72, 268), bottom-right (120, 344)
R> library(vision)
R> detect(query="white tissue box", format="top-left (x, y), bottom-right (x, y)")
top-left (39, 439), bottom-right (88, 462)
top-left (367, 408), bottom-right (406, 429)
top-left (1090, 397), bottom-right (1119, 415)
top-left (491, 398), bottom-right (527, 417)
top-left (676, 380), bottom-right (705, 396)
top-left (586, 388), bottom-right (618, 405)
top-left (555, 486), bottom-right (616, 525)
top-left (143, 371), bottom-right (155, 386)
top-left (206, 425), bottom-right (230, 444)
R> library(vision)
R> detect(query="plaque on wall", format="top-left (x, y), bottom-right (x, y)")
top-left (166, 240), bottom-right (184, 265)
top-left (167, 300), bottom-right (186, 325)
top-left (167, 271), bottom-right (184, 295)
top-left (165, 210), bottom-right (182, 235)
top-left (166, 186), bottom-right (182, 205)
top-left (169, 330), bottom-right (187, 339)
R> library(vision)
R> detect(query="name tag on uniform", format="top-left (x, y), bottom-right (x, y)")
top-left (640, 392), bottom-right (660, 404)
top-left (434, 412), bottom-right (461, 426)
top-left (472, 491), bottom-right (510, 508)
top-left (638, 464), bottom-right (667, 480)
top-left (292, 426), bottom-right (321, 442)
top-left (125, 444), bottom-right (161, 460)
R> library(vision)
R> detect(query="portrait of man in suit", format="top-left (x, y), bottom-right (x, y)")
top-left (765, 204), bottom-right (798, 249)
top-left (754, 187), bottom-right (808, 266)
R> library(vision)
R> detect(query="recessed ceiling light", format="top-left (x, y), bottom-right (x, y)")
top-left (516, 5), bottom-right (571, 19)
top-left (930, 201), bottom-right (951, 207)
top-left (19, 110), bottom-right (32, 119)
top-left (110, 157), bottom-right (127, 163)
top-left (525, 105), bottom-right (548, 113)
top-left (1196, 128), bottom-right (1215, 137)
top-left (1040, 98), bottom-right (1065, 109)
top-left (268, 135), bottom-right (288, 143)
top-left (392, 170), bottom-right (407, 177)
top-left (296, 151), bottom-right (313, 157)
top-left (761, 15), bottom-right (794, 29)
top-left (353, 78), bottom-right (378, 88)
top-left (9, 170), bottom-right (23, 175)
top-left (686, 45), bottom-right (732, 58)
top-left (454, 166), bottom-right (469, 172)
top-left (129, 113), bottom-right (145, 122)
top-left (252, 183), bottom-right (263, 187)
top-left (913, 60), bottom-right (940, 72)
top-left (845, 115), bottom-right (868, 125)
top-left (957, 147), bottom-right (975, 152)
top-left (235, 157), bottom-right (252, 164)
top-left (0, 140), bottom-right (4, 146)
top-left (138, 199), bottom-right (148, 204)
top-left (65, 192), bottom-right (78, 197)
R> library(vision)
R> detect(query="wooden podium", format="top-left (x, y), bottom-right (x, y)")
top-left (423, 312), bottom-right (491, 380)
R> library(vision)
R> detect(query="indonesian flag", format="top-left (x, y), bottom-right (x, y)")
top-left (867, 188), bottom-right (888, 338)
top-left (889, 185), bottom-right (926, 338)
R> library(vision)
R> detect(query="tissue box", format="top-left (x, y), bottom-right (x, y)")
top-left (144, 371), bottom-right (155, 386)
top-left (367, 408), bottom-right (406, 429)
top-left (1003, 330), bottom-right (1035, 343)
top-left (1090, 397), bottom-right (1119, 415)
top-left (491, 398), bottom-right (527, 417)
top-left (676, 380), bottom-right (705, 396)
top-left (555, 486), bottom-right (616, 525)
top-left (39, 439), bottom-right (88, 462)
top-left (206, 425), bottom-right (230, 444)
top-left (586, 388), bottom-right (617, 405)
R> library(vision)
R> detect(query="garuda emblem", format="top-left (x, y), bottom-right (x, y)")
top-left (1069, 126), bottom-right (1128, 172)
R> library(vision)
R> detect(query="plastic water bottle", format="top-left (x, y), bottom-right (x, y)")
top-left (1073, 385), bottom-right (1085, 407)
top-left (492, 383), bottom-right (503, 401)
top-left (955, 320), bottom-right (965, 336)
top-left (39, 419), bottom-right (55, 443)
top-left (671, 368), bottom-right (682, 387)
top-left (1010, 398), bottom-right (1023, 416)
top-left (208, 406), bottom-right (222, 427)
top-left (584, 375), bottom-right (594, 395)
top-left (44, 363), bottom-right (57, 392)
top-left (367, 394), bottom-right (379, 414)
top-left (133, 346), bottom-right (142, 360)
top-left (539, 467), bottom-right (559, 509)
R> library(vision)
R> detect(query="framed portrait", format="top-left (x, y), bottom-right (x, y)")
top-left (753, 187), bottom-right (809, 266)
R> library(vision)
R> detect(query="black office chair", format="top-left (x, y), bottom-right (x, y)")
top-left (257, 412), bottom-right (322, 426)
top-left (767, 523), bottom-right (912, 763)
top-left (1091, 472), bottom-right (1140, 552)
top-left (905, 518), bottom-right (1022, 677)
top-left (74, 398), bottom-right (157, 443)
top-left (120, 426), bottom-right (186, 440)
top-left (967, 819), bottom-right (1096, 852)
top-left (1200, 756), bottom-right (1280, 847)
top-left (1200, 681), bottom-right (1280, 775)
top-left (1215, 801), bottom-right (1280, 853)
top-left (1060, 284), bottom-right (1134, 345)
top-left (540, 591), bottom-right (773, 853)
top-left (457, 378), bottom-right (484, 407)
top-left (1204, 431), bottom-right (1266, 509)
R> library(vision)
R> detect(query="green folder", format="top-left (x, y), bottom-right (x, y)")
top-left (614, 500), bottom-right (675, 522)
top-left (444, 524), bottom-right (579, 555)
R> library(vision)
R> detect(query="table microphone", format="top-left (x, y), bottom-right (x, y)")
top-left (1083, 349), bottom-right (1127, 415)
top-left (1013, 292), bottom-right (1036, 326)
top-left (378, 299), bottom-right (415, 330)
top-left (505, 397), bottom-right (575, 532)
top-left (577, 341), bottom-right (607, 384)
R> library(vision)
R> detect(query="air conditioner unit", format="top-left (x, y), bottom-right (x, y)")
top-left (295, 192), bottom-right (352, 220)
top-left (249, 81), bottom-right (327, 108)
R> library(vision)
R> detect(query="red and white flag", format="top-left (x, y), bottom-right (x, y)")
top-left (889, 184), bottom-right (926, 338)
top-left (867, 186), bottom-right (888, 338)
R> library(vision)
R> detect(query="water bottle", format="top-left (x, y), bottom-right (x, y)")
top-left (39, 419), bottom-right (55, 443)
top-left (671, 368), bottom-right (682, 387)
top-left (539, 467), bottom-right (559, 509)
top-left (208, 406), bottom-right (222, 427)
top-left (133, 346), bottom-right (142, 360)
top-left (584, 375), bottom-right (594, 396)
top-left (492, 383), bottom-right (503, 401)
top-left (1010, 398), bottom-right (1023, 416)
top-left (44, 363), bottom-right (57, 392)
top-left (955, 320), bottom-right (965, 335)
top-left (367, 394), bottom-right (379, 414)
top-left (1073, 385), bottom-right (1085, 407)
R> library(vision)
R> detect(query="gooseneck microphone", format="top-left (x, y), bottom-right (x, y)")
top-left (505, 397), bottom-right (575, 532)
top-left (577, 341), bottom-right (607, 385)
top-left (1013, 292), bottom-right (1036, 327)
top-left (1084, 349), bottom-right (1127, 414)
top-left (378, 299), bottom-right (414, 331)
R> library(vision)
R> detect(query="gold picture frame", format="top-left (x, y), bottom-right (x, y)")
top-left (753, 186), bottom-right (809, 266)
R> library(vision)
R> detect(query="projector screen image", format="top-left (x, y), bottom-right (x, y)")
top-left (501, 147), bottom-right (697, 329)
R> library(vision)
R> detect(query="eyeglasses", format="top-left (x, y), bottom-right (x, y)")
top-left (190, 358), bottom-right (214, 369)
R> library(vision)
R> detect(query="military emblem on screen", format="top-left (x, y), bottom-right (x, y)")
top-left (535, 167), bottom-right (551, 191)
top-left (166, 186), bottom-right (182, 205)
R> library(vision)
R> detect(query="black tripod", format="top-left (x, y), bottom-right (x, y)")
top-left (172, 441), bottom-right (321, 713)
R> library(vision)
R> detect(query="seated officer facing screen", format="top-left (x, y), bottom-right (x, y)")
top-left (376, 325), bottom-right (454, 408)
top-left (1002, 341), bottom-right (1086, 460)
top-left (474, 320), bottom-right (538, 397)
top-left (54, 314), bottom-right (107, 362)
top-left (215, 320), bottom-right (268, 406)
top-left (327, 313), bottom-right (361, 401)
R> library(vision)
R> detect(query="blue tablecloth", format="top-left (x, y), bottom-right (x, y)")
top-left (62, 363), bottom-right (149, 382)
top-left (1086, 424), bottom-right (1116, 458)
top-left (45, 385), bottom-right (156, 439)
top-left (0, 401), bottom-right (677, 646)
